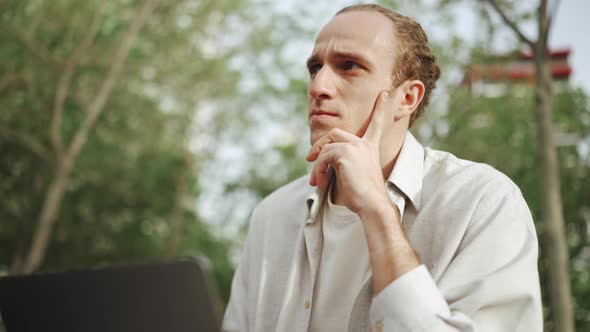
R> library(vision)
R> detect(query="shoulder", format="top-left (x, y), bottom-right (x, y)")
top-left (252, 175), bottom-right (311, 216)
top-left (241, 175), bottom-right (311, 273)
top-left (421, 147), bottom-right (530, 224)
top-left (423, 147), bottom-right (521, 197)
top-left (248, 174), bottom-right (312, 232)
top-left (419, 147), bottom-right (536, 256)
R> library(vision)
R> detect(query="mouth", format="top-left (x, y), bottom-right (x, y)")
top-left (310, 109), bottom-right (338, 118)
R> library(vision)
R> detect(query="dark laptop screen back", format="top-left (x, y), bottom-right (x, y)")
top-left (0, 259), bottom-right (221, 332)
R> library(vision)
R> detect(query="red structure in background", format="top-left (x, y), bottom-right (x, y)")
top-left (462, 48), bottom-right (572, 86)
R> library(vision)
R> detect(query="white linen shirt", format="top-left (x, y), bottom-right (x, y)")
top-left (222, 133), bottom-right (543, 332)
top-left (305, 190), bottom-right (371, 331)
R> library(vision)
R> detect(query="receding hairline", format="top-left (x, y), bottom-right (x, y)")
top-left (308, 9), bottom-right (399, 71)
top-left (333, 6), bottom-right (403, 59)
top-left (317, 9), bottom-right (396, 42)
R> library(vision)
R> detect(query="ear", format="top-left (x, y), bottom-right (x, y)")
top-left (394, 80), bottom-right (425, 121)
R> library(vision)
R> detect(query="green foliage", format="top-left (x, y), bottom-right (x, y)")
top-left (437, 85), bottom-right (590, 329)
top-left (0, 0), bottom-right (248, 304)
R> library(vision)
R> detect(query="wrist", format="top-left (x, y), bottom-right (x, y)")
top-left (356, 186), bottom-right (395, 220)
top-left (357, 192), bottom-right (399, 229)
top-left (357, 195), bottom-right (420, 293)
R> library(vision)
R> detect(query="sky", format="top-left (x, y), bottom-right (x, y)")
top-left (550, 0), bottom-right (589, 93)
top-left (447, 0), bottom-right (590, 93)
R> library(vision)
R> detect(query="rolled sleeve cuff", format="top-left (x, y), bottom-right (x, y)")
top-left (370, 265), bottom-right (450, 331)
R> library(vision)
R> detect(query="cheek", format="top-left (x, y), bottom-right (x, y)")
top-left (351, 85), bottom-right (376, 107)
top-left (342, 107), bottom-right (371, 137)
top-left (346, 91), bottom-right (380, 134)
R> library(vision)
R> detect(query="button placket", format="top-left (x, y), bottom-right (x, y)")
top-left (302, 216), bottom-right (322, 330)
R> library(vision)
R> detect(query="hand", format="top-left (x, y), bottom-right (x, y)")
top-left (306, 90), bottom-right (394, 215)
top-left (308, 89), bottom-right (420, 291)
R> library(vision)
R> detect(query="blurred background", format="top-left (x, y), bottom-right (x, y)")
top-left (1, 0), bottom-right (588, 330)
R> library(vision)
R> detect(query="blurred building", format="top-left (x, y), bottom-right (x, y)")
top-left (461, 48), bottom-right (573, 97)
top-left (456, 48), bottom-right (581, 147)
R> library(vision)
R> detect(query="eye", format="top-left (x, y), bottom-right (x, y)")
top-left (342, 61), bottom-right (362, 71)
top-left (308, 63), bottom-right (322, 76)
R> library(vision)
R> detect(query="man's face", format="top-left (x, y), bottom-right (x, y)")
top-left (307, 11), bottom-right (396, 145)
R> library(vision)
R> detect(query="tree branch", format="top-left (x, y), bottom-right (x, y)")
top-left (22, 0), bottom-right (160, 274)
top-left (166, 152), bottom-right (190, 258)
top-left (484, 0), bottom-right (536, 48)
top-left (539, 0), bottom-right (551, 43)
top-left (65, 0), bottom-right (160, 166)
top-left (50, 10), bottom-right (104, 158)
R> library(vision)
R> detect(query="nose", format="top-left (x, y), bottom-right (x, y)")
top-left (308, 66), bottom-right (336, 100)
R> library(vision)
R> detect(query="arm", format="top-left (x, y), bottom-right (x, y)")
top-left (222, 241), bottom-right (249, 332)
top-left (222, 208), bottom-right (260, 332)
top-left (357, 195), bottom-right (419, 295)
top-left (367, 185), bottom-right (542, 331)
top-left (307, 89), bottom-right (542, 331)
top-left (307, 89), bottom-right (422, 295)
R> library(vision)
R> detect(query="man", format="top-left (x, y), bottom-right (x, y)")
top-left (223, 4), bottom-right (542, 332)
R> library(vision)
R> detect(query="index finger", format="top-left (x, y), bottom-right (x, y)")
top-left (362, 90), bottom-right (389, 144)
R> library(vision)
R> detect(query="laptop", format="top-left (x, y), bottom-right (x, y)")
top-left (0, 257), bottom-right (222, 332)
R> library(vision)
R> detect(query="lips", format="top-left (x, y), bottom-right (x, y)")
top-left (310, 109), bottom-right (338, 117)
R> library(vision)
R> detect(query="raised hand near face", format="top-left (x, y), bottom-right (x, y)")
top-left (306, 89), bottom-right (400, 216)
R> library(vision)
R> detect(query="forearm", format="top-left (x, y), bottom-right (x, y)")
top-left (359, 197), bottom-right (420, 294)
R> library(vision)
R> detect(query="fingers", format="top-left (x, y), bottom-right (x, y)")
top-left (306, 128), bottom-right (358, 162)
top-left (307, 90), bottom-right (393, 163)
top-left (308, 89), bottom-right (394, 188)
top-left (309, 143), bottom-right (343, 189)
top-left (362, 90), bottom-right (389, 144)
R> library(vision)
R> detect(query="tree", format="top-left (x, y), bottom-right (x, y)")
top-left (24, 0), bottom-right (159, 274)
top-left (477, 1), bottom-right (575, 331)
top-left (0, 0), bottom-right (246, 302)
top-left (438, 85), bottom-right (590, 330)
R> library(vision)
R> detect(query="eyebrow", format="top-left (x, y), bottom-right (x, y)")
top-left (306, 51), bottom-right (370, 70)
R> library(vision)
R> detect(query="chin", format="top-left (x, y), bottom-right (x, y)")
top-left (309, 134), bottom-right (319, 146)
top-left (309, 130), bottom-right (327, 145)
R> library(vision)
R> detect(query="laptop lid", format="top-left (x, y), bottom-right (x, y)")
top-left (0, 258), bottom-right (221, 332)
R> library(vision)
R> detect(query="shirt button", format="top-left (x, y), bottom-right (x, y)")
top-left (304, 300), bottom-right (311, 309)
top-left (375, 320), bottom-right (383, 332)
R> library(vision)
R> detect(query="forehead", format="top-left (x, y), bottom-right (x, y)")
top-left (312, 10), bottom-right (395, 61)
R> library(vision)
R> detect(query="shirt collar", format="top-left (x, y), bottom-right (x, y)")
top-left (386, 132), bottom-right (424, 210)
top-left (305, 131), bottom-right (425, 223)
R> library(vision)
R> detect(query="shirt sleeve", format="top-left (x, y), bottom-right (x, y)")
top-left (222, 205), bottom-right (263, 332)
top-left (369, 186), bottom-right (543, 332)
top-left (221, 238), bottom-right (249, 332)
